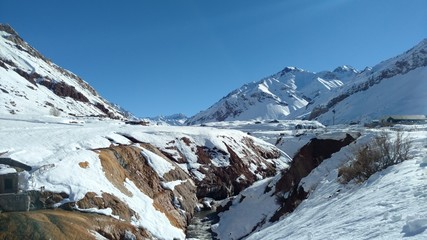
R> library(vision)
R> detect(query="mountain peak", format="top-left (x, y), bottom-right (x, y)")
top-left (419, 38), bottom-right (427, 46)
top-left (0, 24), bottom-right (18, 36)
top-left (280, 66), bottom-right (304, 73)
top-left (333, 65), bottom-right (358, 74)
top-left (187, 39), bottom-right (427, 125)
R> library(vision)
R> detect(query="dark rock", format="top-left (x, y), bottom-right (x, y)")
top-left (270, 134), bottom-right (357, 222)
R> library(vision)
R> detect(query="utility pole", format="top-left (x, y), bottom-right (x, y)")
top-left (332, 109), bottom-right (336, 125)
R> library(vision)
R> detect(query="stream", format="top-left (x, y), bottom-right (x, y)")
top-left (186, 208), bottom-right (219, 240)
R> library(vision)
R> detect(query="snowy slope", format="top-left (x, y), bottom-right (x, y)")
top-left (213, 125), bottom-right (427, 239)
top-left (309, 39), bottom-right (427, 124)
top-left (0, 114), bottom-right (289, 239)
top-left (186, 66), bottom-right (357, 125)
top-left (0, 24), bottom-right (127, 119)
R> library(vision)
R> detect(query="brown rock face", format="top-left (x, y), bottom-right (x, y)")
top-left (271, 134), bottom-right (356, 222)
top-left (14, 132), bottom-right (286, 238)
top-left (26, 190), bottom-right (69, 210)
top-left (38, 79), bottom-right (90, 103)
top-left (77, 192), bottom-right (136, 222)
top-left (22, 143), bottom-right (199, 239)
top-left (120, 133), bottom-right (286, 201)
top-left (94, 144), bottom-right (197, 229)
top-left (196, 137), bottom-right (281, 200)
top-left (0, 210), bottom-right (150, 240)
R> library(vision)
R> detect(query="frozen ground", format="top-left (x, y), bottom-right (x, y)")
top-left (212, 124), bottom-right (427, 239)
top-left (0, 114), bottom-right (289, 239)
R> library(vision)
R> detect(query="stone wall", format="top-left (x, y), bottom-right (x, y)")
top-left (0, 193), bottom-right (30, 212)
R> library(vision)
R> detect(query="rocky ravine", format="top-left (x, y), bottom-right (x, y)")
top-left (212, 132), bottom-right (358, 239)
top-left (0, 119), bottom-right (290, 240)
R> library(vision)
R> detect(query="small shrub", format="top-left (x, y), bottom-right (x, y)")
top-left (339, 131), bottom-right (411, 184)
top-left (50, 107), bottom-right (61, 117)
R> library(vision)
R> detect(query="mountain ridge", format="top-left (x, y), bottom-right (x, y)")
top-left (186, 38), bottom-right (427, 125)
top-left (185, 63), bottom-right (359, 125)
top-left (0, 23), bottom-right (129, 119)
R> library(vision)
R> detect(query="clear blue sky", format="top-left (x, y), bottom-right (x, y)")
top-left (1, 0), bottom-right (426, 118)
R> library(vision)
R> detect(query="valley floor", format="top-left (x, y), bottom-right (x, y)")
top-left (0, 115), bottom-right (426, 239)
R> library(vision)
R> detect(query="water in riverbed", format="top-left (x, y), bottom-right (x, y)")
top-left (186, 208), bottom-right (219, 240)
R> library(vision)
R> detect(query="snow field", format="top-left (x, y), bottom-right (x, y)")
top-left (208, 124), bottom-right (427, 239)
top-left (0, 115), bottom-right (288, 239)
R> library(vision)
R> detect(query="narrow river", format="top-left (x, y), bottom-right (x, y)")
top-left (186, 208), bottom-right (219, 240)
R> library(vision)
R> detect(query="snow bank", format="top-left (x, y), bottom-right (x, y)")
top-left (246, 127), bottom-right (427, 239)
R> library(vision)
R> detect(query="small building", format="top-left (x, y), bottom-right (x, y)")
top-left (125, 120), bottom-right (150, 126)
top-left (0, 157), bottom-right (32, 212)
top-left (0, 172), bottom-right (18, 194)
top-left (382, 115), bottom-right (427, 125)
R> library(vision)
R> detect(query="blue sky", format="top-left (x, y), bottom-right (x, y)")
top-left (1, 0), bottom-right (426, 118)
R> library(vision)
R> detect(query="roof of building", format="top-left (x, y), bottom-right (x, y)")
top-left (0, 157), bottom-right (32, 171)
top-left (384, 115), bottom-right (427, 120)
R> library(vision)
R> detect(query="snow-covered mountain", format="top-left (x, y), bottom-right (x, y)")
top-left (146, 113), bottom-right (188, 126)
top-left (308, 38), bottom-right (427, 124)
top-left (186, 65), bottom-right (358, 125)
top-left (187, 39), bottom-right (427, 125)
top-left (0, 24), bottom-right (128, 119)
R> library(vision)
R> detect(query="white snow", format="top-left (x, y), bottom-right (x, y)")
top-left (186, 63), bottom-right (357, 124)
top-left (187, 39), bottom-right (427, 126)
top-left (161, 180), bottom-right (187, 191)
top-left (2, 24), bottom-right (427, 240)
top-left (213, 176), bottom-right (281, 239)
top-left (0, 27), bottom-right (125, 118)
top-left (140, 148), bottom-right (175, 177)
top-left (316, 66), bottom-right (427, 125)
top-left (214, 125), bottom-right (427, 240)
top-left (0, 114), bottom-right (288, 239)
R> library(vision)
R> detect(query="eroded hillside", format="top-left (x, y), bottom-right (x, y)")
top-left (0, 116), bottom-right (289, 239)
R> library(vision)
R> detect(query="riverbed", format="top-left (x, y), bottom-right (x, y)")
top-left (186, 208), bottom-right (219, 240)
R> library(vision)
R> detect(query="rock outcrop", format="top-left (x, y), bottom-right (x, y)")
top-left (213, 133), bottom-right (358, 239)
top-left (0, 210), bottom-right (150, 240)
top-left (196, 137), bottom-right (281, 199)
top-left (271, 134), bottom-right (357, 221)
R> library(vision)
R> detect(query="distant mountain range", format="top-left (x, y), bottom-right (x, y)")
top-left (145, 113), bottom-right (188, 126)
top-left (186, 39), bottom-right (427, 125)
top-left (0, 24), bottom-right (128, 119)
